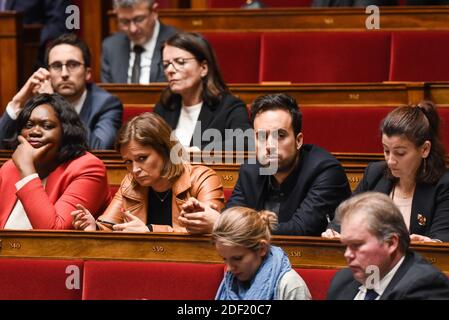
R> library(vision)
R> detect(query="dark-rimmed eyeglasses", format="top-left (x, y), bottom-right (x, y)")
top-left (161, 58), bottom-right (197, 71)
top-left (118, 14), bottom-right (150, 28)
top-left (48, 60), bottom-right (84, 73)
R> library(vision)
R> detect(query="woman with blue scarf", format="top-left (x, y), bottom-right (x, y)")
top-left (213, 207), bottom-right (311, 300)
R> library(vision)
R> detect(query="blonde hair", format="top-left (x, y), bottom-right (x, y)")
top-left (212, 207), bottom-right (277, 251)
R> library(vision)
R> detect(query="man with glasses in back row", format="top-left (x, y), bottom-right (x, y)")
top-left (101, 0), bottom-right (177, 84)
top-left (0, 33), bottom-right (123, 150)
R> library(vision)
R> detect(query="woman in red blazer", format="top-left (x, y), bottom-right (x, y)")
top-left (0, 93), bottom-right (110, 230)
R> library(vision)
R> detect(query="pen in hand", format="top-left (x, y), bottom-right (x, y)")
top-left (326, 214), bottom-right (338, 237)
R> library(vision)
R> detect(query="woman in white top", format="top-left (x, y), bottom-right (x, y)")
top-left (213, 206), bottom-right (311, 300)
top-left (154, 32), bottom-right (251, 152)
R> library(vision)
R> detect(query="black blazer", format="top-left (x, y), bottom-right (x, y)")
top-left (327, 251), bottom-right (449, 300)
top-left (154, 93), bottom-right (252, 151)
top-left (226, 144), bottom-right (351, 236)
top-left (78, 84), bottom-right (123, 149)
top-left (354, 161), bottom-right (449, 242)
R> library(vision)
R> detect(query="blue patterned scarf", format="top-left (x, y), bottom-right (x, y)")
top-left (215, 245), bottom-right (291, 300)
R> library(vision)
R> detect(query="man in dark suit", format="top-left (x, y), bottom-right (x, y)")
top-left (0, 33), bottom-right (123, 150)
top-left (1, 0), bottom-right (71, 68)
top-left (178, 93), bottom-right (351, 235)
top-left (101, 0), bottom-right (177, 84)
top-left (327, 192), bottom-right (449, 300)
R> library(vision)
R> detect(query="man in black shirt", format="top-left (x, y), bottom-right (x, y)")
top-left (180, 93), bottom-right (351, 236)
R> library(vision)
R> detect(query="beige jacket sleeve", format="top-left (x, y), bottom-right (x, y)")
top-left (190, 165), bottom-right (225, 212)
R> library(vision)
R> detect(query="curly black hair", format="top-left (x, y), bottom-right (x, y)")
top-left (15, 93), bottom-right (88, 164)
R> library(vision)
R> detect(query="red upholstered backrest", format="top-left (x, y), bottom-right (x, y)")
top-left (389, 31), bottom-right (449, 82)
top-left (260, 32), bottom-right (391, 83)
top-left (207, 0), bottom-right (313, 8)
top-left (0, 259), bottom-right (83, 300)
top-left (202, 32), bottom-right (261, 83)
top-left (157, 0), bottom-right (174, 8)
top-left (302, 106), bottom-right (393, 153)
top-left (82, 261), bottom-right (224, 300)
top-left (223, 188), bottom-right (234, 202)
top-left (109, 185), bottom-right (120, 197)
top-left (295, 268), bottom-right (338, 300)
top-left (122, 106), bottom-right (152, 124)
top-left (438, 107), bottom-right (449, 152)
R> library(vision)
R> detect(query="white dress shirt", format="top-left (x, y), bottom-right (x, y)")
top-left (72, 89), bottom-right (87, 115)
top-left (127, 20), bottom-right (160, 84)
top-left (174, 102), bottom-right (203, 148)
top-left (354, 256), bottom-right (405, 300)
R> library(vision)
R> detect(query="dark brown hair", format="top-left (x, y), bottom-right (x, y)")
top-left (45, 33), bottom-right (91, 67)
top-left (250, 93), bottom-right (302, 136)
top-left (159, 32), bottom-right (228, 110)
top-left (16, 93), bottom-right (88, 164)
top-left (380, 101), bottom-right (446, 184)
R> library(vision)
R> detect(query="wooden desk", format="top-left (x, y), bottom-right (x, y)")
top-left (426, 82), bottom-right (449, 106)
top-left (0, 230), bottom-right (448, 272)
top-left (98, 82), bottom-right (425, 107)
top-left (0, 12), bottom-right (22, 112)
top-left (3, 150), bottom-right (447, 191)
top-left (3, 150), bottom-right (449, 191)
top-left (0, 150), bottom-right (383, 191)
top-left (108, 7), bottom-right (449, 33)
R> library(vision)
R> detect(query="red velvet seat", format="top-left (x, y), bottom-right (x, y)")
top-left (207, 0), bottom-right (313, 8)
top-left (260, 32), bottom-right (391, 83)
top-left (122, 106), bottom-right (152, 124)
top-left (109, 185), bottom-right (120, 197)
top-left (0, 259), bottom-right (84, 300)
top-left (389, 31), bottom-right (449, 82)
top-left (82, 261), bottom-right (224, 300)
top-left (295, 268), bottom-right (338, 300)
top-left (202, 32), bottom-right (261, 83)
top-left (223, 188), bottom-right (234, 202)
top-left (157, 0), bottom-right (175, 8)
top-left (437, 107), bottom-right (449, 152)
top-left (302, 106), bottom-right (394, 153)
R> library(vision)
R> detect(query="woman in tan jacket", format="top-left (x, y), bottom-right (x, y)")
top-left (71, 112), bottom-right (224, 233)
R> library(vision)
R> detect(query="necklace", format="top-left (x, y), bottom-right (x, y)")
top-left (391, 184), bottom-right (414, 200)
top-left (154, 190), bottom-right (171, 202)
